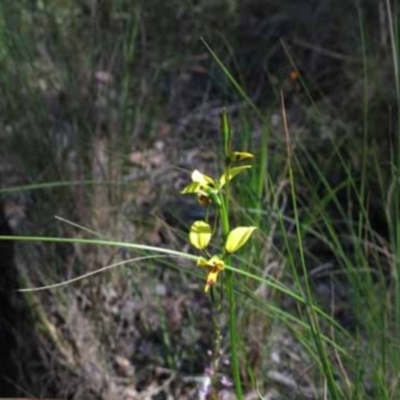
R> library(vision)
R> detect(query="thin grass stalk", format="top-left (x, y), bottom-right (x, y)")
top-left (386, 0), bottom-right (400, 337)
top-left (281, 92), bottom-right (341, 398)
top-left (201, 38), bottom-right (267, 126)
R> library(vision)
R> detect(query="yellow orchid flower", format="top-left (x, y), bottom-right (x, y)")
top-left (197, 255), bottom-right (225, 292)
top-left (229, 151), bottom-right (254, 163)
top-left (181, 165), bottom-right (253, 205)
top-left (181, 170), bottom-right (217, 204)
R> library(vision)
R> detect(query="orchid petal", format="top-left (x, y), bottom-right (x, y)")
top-left (225, 226), bottom-right (257, 253)
top-left (219, 165), bottom-right (252, 187)
top-left (191, 170), bottom-right (216, 187)
top-left (189, 220), bottom-right (212, 250)
top-left (229, 151), bottom-right (254, 162)
top-left (181, 181), bottom-right (202, 194)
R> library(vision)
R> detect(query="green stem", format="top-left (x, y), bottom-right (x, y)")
top-left (226, 262), bottom-right (243, 398)
top-left (219, 193), bottom-right (243, 399)
top-left (210, 310), bottom-right (222, 394)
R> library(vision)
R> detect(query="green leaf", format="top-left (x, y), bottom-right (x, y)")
top-left (225, 226), bottom-right (257, 253)
top-left (219, 165), bottom-right (252, 187)
top-left (189, 221), bottom-right (212, 249)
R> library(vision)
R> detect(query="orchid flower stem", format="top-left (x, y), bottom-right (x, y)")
top-left (211, 310), bottom-right (222, 390)
top-left (226, 258), bottom-right (243, 399)
top-left (219, 191), bottom-right (243, 399)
